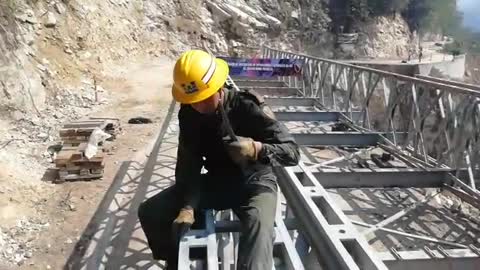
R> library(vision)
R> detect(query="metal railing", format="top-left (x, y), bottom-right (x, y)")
top-left (258, 46), bottom-right (480, 270)
top-left (262, 46), bottom-right (480, 190)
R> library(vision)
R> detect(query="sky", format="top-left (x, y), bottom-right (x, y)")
top-left (458, 0), bottom-right (480, 31)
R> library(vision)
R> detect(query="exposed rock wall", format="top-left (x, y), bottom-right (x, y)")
top-left (0, 2), bottom-right (44, 115)
top-left (0, 0), bottom-right (417, 117)
top-left (345, 14), bottom-right (418, 59)
top-left (143, 0), bottom-right (333, 57)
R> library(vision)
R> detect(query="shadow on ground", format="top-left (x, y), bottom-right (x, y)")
top-left (64, 101), bottom-right (177, 270)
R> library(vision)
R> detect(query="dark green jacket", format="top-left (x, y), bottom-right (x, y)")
top-left (175, 89), bottom-right (300, 208)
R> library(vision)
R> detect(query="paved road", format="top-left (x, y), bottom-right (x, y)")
top-left (344, 53), bottom-right (455, 66)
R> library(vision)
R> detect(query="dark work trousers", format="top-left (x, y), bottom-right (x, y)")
top-left (137, 174), bottom-right (278, 270)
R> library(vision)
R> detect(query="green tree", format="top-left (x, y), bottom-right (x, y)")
top-left (368, 0), bottom-right (410, 15)
top-left (347, 0), bottom-right (411, 17)
top-left (389, 0), bottom-right (410, 12)
top-left (406, 0), bottom-right (462, 36)
top-left (343, 0), bottom-right (462, 37)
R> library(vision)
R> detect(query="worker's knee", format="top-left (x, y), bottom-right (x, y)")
top-left (137, 197), bottom-right (169, 225)
top-left (243, 208), bottom-right (275, 236)
top-left (138, 185), bottom-right (182, 224)
top-left (137, 201), bottom-right (147, 221)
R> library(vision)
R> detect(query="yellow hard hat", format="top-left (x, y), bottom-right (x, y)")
top-left (172, 50), bottom-right (229, 104)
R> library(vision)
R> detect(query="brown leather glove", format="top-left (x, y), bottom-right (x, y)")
top-left (225, 136), bottom-right (262, 165)
top-left (169, 208), bottom-right (195, 269)
top-left (174, 208), bottom-right (194, 224)
top-left (172, 207), bottom-right (195, 246)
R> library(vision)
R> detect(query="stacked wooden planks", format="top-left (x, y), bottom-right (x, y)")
top-left (59, 118), bottom-right (120, 145)
top-left (54, 118), bottom-right (120, 182)
top-left (55, 143), bottom-right (105, 182)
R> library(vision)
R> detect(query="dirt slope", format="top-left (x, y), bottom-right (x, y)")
top-left (0, 56), bottom-right (173, 269)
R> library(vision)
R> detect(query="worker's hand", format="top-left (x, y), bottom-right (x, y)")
top-left (172, 208), bottom-right (195, 246)
top-left (225, 136), bottom-right (262, 165)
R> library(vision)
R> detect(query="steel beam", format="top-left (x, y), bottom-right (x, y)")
top-left (215, 219), bottom-right (298, 233)
top-left (217, 211), bottom-right (234, 270)
top-left (379, 248), bottom-right (480, 270)
top-left (261, 46), bottom-right (480, 270)
top-left (275, 111), bottom-right (361, 122)
top-left (297, 168), bottom-right (459, 188)
top-left (206, 210), bottom-right (219, 270)
top-left (231, 76), bottom-right (278, 81)
top-left (265, 97), bottom-right (317, 107)
top-left (274, 195), bottom-right (306, 270)
top-left (178, 210), bottom-right (219, 270)
top-left (249, 87), bottom-right (300, 96)
top-left (352, 221), bottom-right (468, 248)
top-left (274, 166), bottom-right (388, 270)
top-left (292, 132), bottom-right (386, 146)
top-left (263, 46), bottom-right (480, 97)
top-left (179, 212), bottom-right (304, 270)
top-left (415, 74), bottom-right (480, 91)
top-left (235, 80), bottom-right (288, 88)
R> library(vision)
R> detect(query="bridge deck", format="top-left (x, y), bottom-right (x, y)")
top-left (65, 49), bottom-right (480, 270)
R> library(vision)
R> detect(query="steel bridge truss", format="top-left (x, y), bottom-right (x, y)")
top-left (176, 47), bottom-right (480, 270)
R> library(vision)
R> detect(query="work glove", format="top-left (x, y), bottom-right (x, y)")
top-left (225, 136), bottom-right (262, 165)
top-left (172, 207), bottom-right (195, 247)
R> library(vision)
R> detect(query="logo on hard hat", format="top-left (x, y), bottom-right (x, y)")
top-left (182, 81), bottom-right (199, 94)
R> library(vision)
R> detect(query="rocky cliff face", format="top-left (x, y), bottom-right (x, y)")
top-left (351, 15), bottom-right (418, 59)
top-left (143, 0), bottom-right (333, 56)
top-left (0, 0), bottom-right (416, 116)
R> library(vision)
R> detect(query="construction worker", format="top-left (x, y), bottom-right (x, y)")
top-left (419, 46), bottom-right (423, 63)
top-left (137, 50), bottom-right (300, 270)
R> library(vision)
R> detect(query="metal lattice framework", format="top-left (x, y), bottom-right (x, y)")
top-left (263, 46), bottom-right (480, 189)
top-left (255, 46), bottom-right (480, 270)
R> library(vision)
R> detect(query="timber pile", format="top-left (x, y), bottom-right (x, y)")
top-left (59, 118), bottom-right (120, 144)
top-left (55, 143), bottom-right (105, 182)
top-left (54, 118), bottom-right (120, 182)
